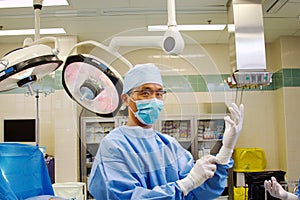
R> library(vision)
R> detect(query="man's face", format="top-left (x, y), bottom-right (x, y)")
top-left (121, 83), bottom-right (166, 127)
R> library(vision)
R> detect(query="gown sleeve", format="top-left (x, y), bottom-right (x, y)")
top-left (187, 159), bottom-right (233, 199)
top-left (88, 132), bottom-right (233, 200)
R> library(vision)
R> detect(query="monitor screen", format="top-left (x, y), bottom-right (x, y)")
top-left (4, 119), bottom-right (36, 142)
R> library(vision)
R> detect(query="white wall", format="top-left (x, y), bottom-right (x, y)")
top-left (1, 36), bottom-right (300, 183)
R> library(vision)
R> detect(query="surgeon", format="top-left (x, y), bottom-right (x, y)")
top-left (88, 63), bottom-right (244, 199)
top-left (264, 176), bottom-right (299, 200)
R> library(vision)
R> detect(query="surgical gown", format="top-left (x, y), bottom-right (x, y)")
top-left (88, 126), bottom-right (233, 200)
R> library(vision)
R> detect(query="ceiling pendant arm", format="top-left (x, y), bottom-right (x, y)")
top-left (108, 36), bottom-right (164, 52)
top-left (107, 0), bottom-right (184, 55)
top-left (33, 0), bottom-right (43, 41)
top-left (167, 0), bottom-right (177, 27)
top-left (34, 8), bottom-right (41, 41)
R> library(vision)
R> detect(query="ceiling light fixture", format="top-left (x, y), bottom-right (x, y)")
top-left (148, 24), bottom-right (226, 31)
top-left (227, 24), bottom-right (235, 33)
top-left (0, 28), bottom-right (66, 36)
top-left (0, 0), bottom-right (68, 8)
top-left (100, 7), bottom-right (227, 16)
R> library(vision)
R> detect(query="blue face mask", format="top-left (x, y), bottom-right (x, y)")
top-left (129, 97), bottom-right (163, 125)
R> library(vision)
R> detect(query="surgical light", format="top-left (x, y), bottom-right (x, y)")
top-left (0, 0), bottom-right (63, 92)
top-left (0, 37), bottom-right (63, 92)
top-left (0, 0), bottom-right (63, 145)
top-left (62, 41), bottom-right (132, 117)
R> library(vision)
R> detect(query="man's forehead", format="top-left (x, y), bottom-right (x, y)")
top-left (136, 83), bottom-right (163, 90)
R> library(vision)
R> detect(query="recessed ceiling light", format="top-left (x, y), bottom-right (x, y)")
top-left (148, 24), bottom-right (226, 31)
top-left (0, 28), bottom-right (66, 36)
top-left (227, 24), bottom-right (235, 32)
top-left (0, 0), bottom-right (69, 8)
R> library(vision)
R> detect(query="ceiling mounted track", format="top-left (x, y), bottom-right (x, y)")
top-left (262, 0), bottom-right (289, 13)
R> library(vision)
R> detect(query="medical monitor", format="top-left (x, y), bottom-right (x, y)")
top-left (3, 119), bottom-right (36, 142)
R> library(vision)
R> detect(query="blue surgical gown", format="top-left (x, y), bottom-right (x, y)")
top-left (88, 126), bottom-right (233, 200)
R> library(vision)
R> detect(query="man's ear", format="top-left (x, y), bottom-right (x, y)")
top-left (121, 94), bottom-right (129, 106)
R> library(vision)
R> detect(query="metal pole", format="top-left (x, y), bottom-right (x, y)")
top-left (33, 0), bottom-right (43, 41)
top-left (35, 89), bottom-right (39, 146)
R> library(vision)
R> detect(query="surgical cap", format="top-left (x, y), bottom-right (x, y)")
top-left (122, 63), bottom-right (163, 94)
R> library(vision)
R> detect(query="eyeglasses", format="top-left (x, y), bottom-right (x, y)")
top-left (130, 89), bottom-right (167, 98)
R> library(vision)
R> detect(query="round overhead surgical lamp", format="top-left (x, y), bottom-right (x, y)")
top-left (62, 41), bottom-right (132, 117)
top-left (0, 37), bottom-right (63, 92)
top-left (0, 0), bottom-right (63, 145)
top-left (0, 0), bottom-right (63, 92)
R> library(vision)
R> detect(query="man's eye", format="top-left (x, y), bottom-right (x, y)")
top-left (141, 91), bottom-right (150, 96)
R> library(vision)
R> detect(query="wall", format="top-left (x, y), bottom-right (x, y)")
top-left (0, 35), bottom-right (299, 183)
top-left (118, 43), bottom-right (280, 172)
top-left (278, 37), bottom-right (300, 181)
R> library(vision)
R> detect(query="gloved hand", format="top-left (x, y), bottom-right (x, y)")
top-left (216, 103), bottom-right (244, 164)
top-left (264, 177), bottom-right (298, 200)
top-left (176, 155), bottom-right (218, 196)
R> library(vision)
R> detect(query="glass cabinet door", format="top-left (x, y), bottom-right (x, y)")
top-left (157, 115), bottom-right (196, 159)
top-left (196, 114), bottom-right (226, 160)
top-left (80, 117), bottom-right (115, 195)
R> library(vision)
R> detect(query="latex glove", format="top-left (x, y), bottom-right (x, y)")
top-left (176, 155), bottom-right (218, 196)
top-left (222, 103), bottom-right (244, 149)
top-left (216, 103), bottom-right (244, 164)
top-left (264, 177), bottom-right (298, 200)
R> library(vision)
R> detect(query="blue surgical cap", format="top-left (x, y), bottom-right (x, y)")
top-left (122, 63), bottom-right (163, 94)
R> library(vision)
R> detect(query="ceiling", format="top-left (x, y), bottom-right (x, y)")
top-left (0, 0), bottom-right (299, 45)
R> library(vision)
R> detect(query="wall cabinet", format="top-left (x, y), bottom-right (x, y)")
top-left (155, 115), bottom-right (196, 158)
top-left (195, 114), bottom-right (226, 160)
top-left (80, 116), bottom-right (128, 199)
top-left (155, 114), bottom-right (226, 160)
top-left (80, 117), bottom-right (115, 186)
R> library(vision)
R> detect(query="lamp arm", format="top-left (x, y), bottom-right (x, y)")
top-left (31, 37), bottom-right (60, 55)
top-left (108, 36), bottom-right (164, 51)
top-left (68, 40), bottom-right (133, 69)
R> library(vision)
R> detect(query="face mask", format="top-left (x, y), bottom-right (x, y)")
top-left (128, 97), bottom-right (163, 125)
